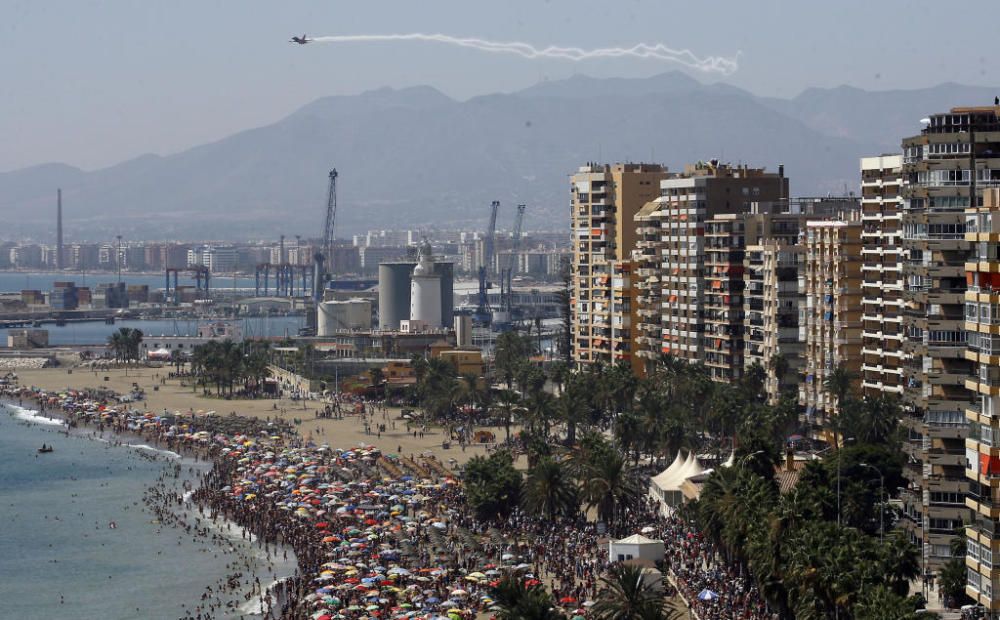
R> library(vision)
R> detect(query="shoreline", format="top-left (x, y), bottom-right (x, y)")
top-left (2, 368), bottom-right (698, 620)
top-left (0, 375), bottom-right (506, 619)
top-left (1, 396), bottom-right (300, 619)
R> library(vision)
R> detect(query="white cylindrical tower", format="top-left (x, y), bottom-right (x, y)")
top-left (410, 239), bottom-right (442, 327)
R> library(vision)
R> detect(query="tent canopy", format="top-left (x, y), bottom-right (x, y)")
top-left (650, 452), bottom-right (685, 491)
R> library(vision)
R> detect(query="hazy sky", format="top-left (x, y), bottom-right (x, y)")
top-left (4, 0), bottom-right (998, 172)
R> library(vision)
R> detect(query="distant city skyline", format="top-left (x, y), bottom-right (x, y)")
top-left (4, 0), bottom-right (1000, 172)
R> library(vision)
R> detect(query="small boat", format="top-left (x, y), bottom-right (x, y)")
top-left (38, 444), bottom-right (53, 453)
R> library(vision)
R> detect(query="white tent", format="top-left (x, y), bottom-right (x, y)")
top-left (666, 453), bottom-right (705, 490)
top-left (649, 452), bottom-right (685, 497)
top-left (609, 534), bottom-right (665, 564)
top-left (649, 451), bottom-right (705, 514)
top-left (721, 451), bottom-right (735, 468)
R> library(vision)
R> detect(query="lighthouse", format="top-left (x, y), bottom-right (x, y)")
top-left (409, 239), bottom-right (442, 327)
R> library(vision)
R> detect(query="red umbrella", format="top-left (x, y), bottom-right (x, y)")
top-left (559, 597), bottom-right (577, 604)
top-left (315, 522), bottom-right (330, 529)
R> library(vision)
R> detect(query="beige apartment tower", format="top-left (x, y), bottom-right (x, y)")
top-left (799, 217), bottom-right (864, 444)
top-left (632, 161), bottom-right (788, 378)
top-left (965, 188), bottom-right (1000, 610)
top-left (570, 163), bottom-right (667, 368)
top-left (860, 154), bottom-right (906, 397)
top-left (744, 241), bottom-right (803, 403)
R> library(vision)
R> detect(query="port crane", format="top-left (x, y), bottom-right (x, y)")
top-left (499, 204), bottom-right (526, 315)
top-left (474, 200), bottom-right (500, 324)
top-left (315, 168), bottom-right (338, 302)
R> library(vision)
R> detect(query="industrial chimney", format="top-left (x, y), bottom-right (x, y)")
top-left (56, 188), bottom-right (64, 270)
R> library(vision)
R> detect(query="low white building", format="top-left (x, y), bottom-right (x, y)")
top-left (140, 322), bottom-right (243, 359)
top-left (608, 534), bottom-right (664, 564)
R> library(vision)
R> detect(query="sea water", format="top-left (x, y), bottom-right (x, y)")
top-left (0, 403), bottom-right (294, 619)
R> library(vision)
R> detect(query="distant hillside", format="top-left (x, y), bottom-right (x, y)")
top-left (1, 73), bottom-right (995, 240)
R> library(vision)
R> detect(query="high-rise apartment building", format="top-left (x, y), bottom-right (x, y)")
top-left (609, 260), bottom-right (640, 373)
top-left (632, 162), bottom-right (788, 376)
top-left (965, 188), bottom-right (1000, 610)
top-left (799, 217), bottom-right (864, 443)
top-left (570, 163), bottom-right (667, 367)
top-left (860, 155), bottom-right (906, 397)
top-left (899, 107), bottom-right (994, 573)
top-left (744, 240), bottom-right (803, 403)
top-left (702, 213), bottom-right (748, 382)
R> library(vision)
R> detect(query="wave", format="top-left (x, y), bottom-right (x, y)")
top-left (92, 435), bottom-right (181, 460)
top-left (123, 443), bottom-right (181, 460)
top-left (5, 404), bottom-right (66, 427)
top-left (238, 576), bottom-right (291, 616)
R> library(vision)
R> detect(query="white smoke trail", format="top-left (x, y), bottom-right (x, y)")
top-left (309, 33), bottom-right (739, 75)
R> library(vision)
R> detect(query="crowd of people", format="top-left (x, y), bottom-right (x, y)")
top-left (2, 378), bottom-right (776, 620)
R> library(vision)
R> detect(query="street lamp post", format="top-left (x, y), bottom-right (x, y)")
top-left (859, 462), bottom-right (885, 544)
top-left (836, 436), bottom-right (855, 527)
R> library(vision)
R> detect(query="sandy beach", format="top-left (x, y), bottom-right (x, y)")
top-left (7, 366), bottom-right (705, 620)
top-left (16, 367), bottom-right (497, 467)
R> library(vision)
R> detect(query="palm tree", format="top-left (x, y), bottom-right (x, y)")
top-left (824, 363), bottom-right (855, 447)
top-left (106, 330), bottom-right (124, 363)
top-left (106, 327), bottom-right (143, 364)
top-left (580, 448), bottom-right (640, 528)
top-left (127, 328), bottom-right (143, 362)
top-left (493, 388), bottom-right (520, 442)
top-left (521, 456), bottom-right (578, 520)
top-left (494, 331), bottom-right (531, 391)
top-left (370, 366), bottom-right (386, 398)
top-left (409, 353), bottom-right (429, 402)
top-left (491, 575), bottom-right (565, 620)
top-left (169, 348), bottom-right (185, 374)
top-left (768, 353), bottom-right (790, 401)
top-left (547, 360), bottom-right (570, 395)
top-left (824, 363), bottom-right (854, 407)
top-left (858, 395), bottom-right (901, 445)
top-left (591, 564), bottom-right (680, 620)
top-left (877, 531), bottom-right (920, 596)
top-left (853, 585), bottom-right (938, 620)
top-left (241, 341), bottom-right (271, 396)
top-left (937, 557), bottom-right (969, 609)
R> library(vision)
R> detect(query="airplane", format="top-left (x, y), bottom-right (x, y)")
top-left (289, 34), bottom-right (311, 45)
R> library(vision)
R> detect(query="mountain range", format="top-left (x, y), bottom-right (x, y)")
top-left (2, 71), bottom-right (997, 241)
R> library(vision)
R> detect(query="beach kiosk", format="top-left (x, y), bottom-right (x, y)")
top-left (608, 534), bottom-right (664, 564)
